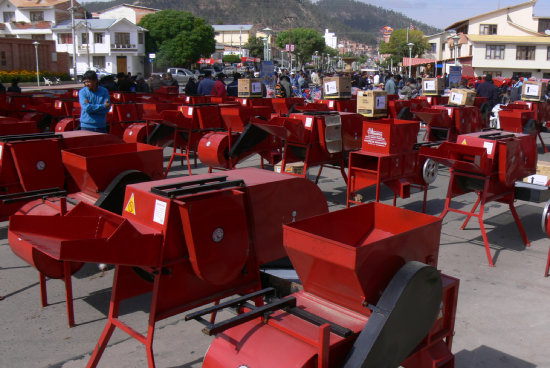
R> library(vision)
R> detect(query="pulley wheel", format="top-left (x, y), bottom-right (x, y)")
top-left (541, 200), bottom-right (550, 234)
top-left (422, 159), bottom-right (438, 184)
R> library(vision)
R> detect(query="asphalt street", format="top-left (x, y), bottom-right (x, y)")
top-left (1, 124), bottom-right (549, 367)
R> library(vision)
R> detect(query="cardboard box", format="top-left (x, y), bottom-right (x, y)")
top-left (323, 76), bottom-right (351, 99)
top-left (422, 78), bottom-right (445, 96)
top-left (274, 161), bottom-right (305, 175)
top-left (238, 78), bottom-right (263, 98)
top-left (448, 88), bottom-right (476, 106)
top-left (523, 160), bottom-right (550, 185)
top-left (357, 90), bottom-right (388, 117)
top-left (521, 81), bottom-right (548, 102)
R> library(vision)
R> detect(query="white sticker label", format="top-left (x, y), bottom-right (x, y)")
top-left (305, 117), bottom-right (313, 128)
top-left (251, 82), bottom-right (262, 93)
top-left (450, 92), bottom-right (464, 105)
top-left (526, 102), bottom-right (532, 109)
top-left (153, 199), bottom-right (167, 225)
top-left (242, 99), bottom-right (247, 105)
top-left (525, 84), bottom-right (540, 97)
top-left (0, 144), bottom-right (3, 160)
top-left (186, 96), bottom-right (190, 102)
top-left (427, 97), bottom-right (432, 104)
top-left (447, 107), bottom-right (453, 116)
top-left (483, 141), bottom-right (494, 155)
top-left (109, 106), bottom-right (114, 113)
top-left (424, 80), bottom-right (435, 91)
top-left (329, 100), bottom-right (334, 108)
top-left (364, 127), bottom-right (387, 147)
top-left (187, 107), bottom-right (193, 116)
top-left (375, 96), bottom-right (386, 109)
top-left (324, 81), bottom-right (338, 95)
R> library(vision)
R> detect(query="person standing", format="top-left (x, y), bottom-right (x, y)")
top-left (227, 72), bottom-right (241, 97)
top-left (476, 74), bottom-right (499, 110)
top-left (509, 76), bottom-right (523, 103)
top-left (384, 74), bottom-right (396, 95)
top-left (79, 70), bottom-right (111, 133)
top-left (197, 70), bottom-right (215, 95)
top-left (211, 73), bottom-right (227, 97)
top-left (7, 79), bottom-right (21, 93)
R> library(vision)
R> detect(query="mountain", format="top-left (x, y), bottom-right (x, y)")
top-left (82, 0), bottom-right (441, 46)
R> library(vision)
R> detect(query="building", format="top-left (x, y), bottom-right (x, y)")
top-left (324, 29), bottom-right (337, 49)
top-left (97, 4), bottom-right (159, 25)
top-left (0, 37), bottom-right (68, 73)
top-left (53, 18), bottom-right (147, 77)
top-left (425, 0), bottom-right (550, 79)
top-left (213, 24), bottom-right (252, 55)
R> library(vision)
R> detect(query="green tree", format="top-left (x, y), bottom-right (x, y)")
top-left (378, 28), bottom-right (429, 64)
top-left (223, 54), bottom-right (241, 64)
top-left (245, 36), bottom-right (265, 58)
top-left (275, 28), bottom-right (326, 67)
top-left (139, 10), bottom-right (215, 68)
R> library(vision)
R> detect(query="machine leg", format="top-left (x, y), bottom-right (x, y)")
top-left (461, 194), bottom-right (481, 229)
top-left (422, 185), bottom-right (428, 214)
top-left (318, 323), bottom-right (331, 368)
top-left (346, 173), bottom-right (354, 208)
top-left (39, 272), bottom-right (48, 307)
top-left (210, 299), bottom-right (220, 324)
top-left (87, 321), bottom-right (117, 368)
top-left (439, 171), bottom-right (455, 219)
top-left (63, 262), bottom-right (75, 328)
top-left (164, 145), bottom-right (177, 178)
top-left (315, 165), bottom-right (323, 184)
top-left (393, 194), bottom-right (397, 207)
top-left (508, 202), bottom-right (530, 247)
top-left (477, 206), bottom-right (494, 267)
top-left (545, 246), bottom-right (550, 277)
top-left (145, 324), bottom-right (157, 368)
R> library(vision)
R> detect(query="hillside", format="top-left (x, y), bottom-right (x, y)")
top-left (82, 0), bottom-right (440, 46)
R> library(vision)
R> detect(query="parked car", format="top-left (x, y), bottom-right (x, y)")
top-left (223, 66), bottom-right (236, 76)
top-left (200, 68), bottom-right (217, 78)
top-left (166, 67), bottom-right (195, 85)
top-left (76, 67), bottom-right (112, 82)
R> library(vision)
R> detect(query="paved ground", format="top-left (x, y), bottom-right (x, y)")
top-left (1, 129), bottom-right (550, 367)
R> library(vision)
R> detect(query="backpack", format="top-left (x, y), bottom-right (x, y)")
top-left (275, 82), bottom-right (286, 98)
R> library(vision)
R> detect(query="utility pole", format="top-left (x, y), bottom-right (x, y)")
top-left (85, 10), bottom-right (90, 70)
top-left (284, 16), bottom-right (296, 71)
top-left (70, 0), bottom-right (77, 80)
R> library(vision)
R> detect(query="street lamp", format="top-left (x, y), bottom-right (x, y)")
top-left (452, 34), bottom-right (461, 65)
top-left (262, 27), bottom-right (272, 61)
top-left (407, 42), bottom-right (414, 78)
top-left (315, 51), bottom-right (319, 69)
top-left (32, 41), bottom-right (40, 86)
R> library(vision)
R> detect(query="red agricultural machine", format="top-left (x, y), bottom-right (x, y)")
top-left (201, 202), bottom-right (459, 368)
top-left (420, 130), bottom-right (537, 266)
top-left (8, 168), bottom-right (329, 366)
top-left (347, 118), bottom-right (439, 211)
top-left (498, 100), bottom-right (550, 152)
top-left (252, 111), bottom-right (364, 183)
top-left (4, 131), bottom-right (165, 326)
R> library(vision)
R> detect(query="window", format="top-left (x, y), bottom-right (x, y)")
top-left (81, 32), bottom-right (88, 44)
top-left (538, 19), bottom-right (550, 33)
top-left (442, 43), bottom-right (445, 51)
top-left (138, 32), bottom-right (144, 44)
top-left (429, 43), bottom-right (436, 52)
top-left (516, 46), bottom-right (536, 60)
top-left (94, 32), bottom-right (103, 43)
top-left (1, 51), bottom-right (6, 67)
top-left (480, 24), bottom-right (497, 35)
top-left (32, 34), bottom-right (45, 40)
top-left (29, 11), bottom-right (44, 22)
top-left (114, 32), bottom-right (130, 46)
top-left (469, 45), bottom-right (473, 55)
top-left (3, 12), bottom-right (15, 22)
top-left (513, 72), bottom-right (531, 79)
top-left (92, 56), bottom-right (105, 69)
top-left (543, 73), bottom-right (550, 79)
top-left (483, 71), bottom-right (502, 77)
top-left (547, 46), bottom-right (550, 60)
top-left (485, 45), bottom-right (505, 59)
top-left (57, 33), bottom-right (72, 44)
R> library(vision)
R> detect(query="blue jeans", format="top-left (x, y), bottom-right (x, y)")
top-left (81, 126), bottom-right (107, 133)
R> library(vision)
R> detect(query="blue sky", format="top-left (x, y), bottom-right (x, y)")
top-left (361, 0), bottom-right (550, 29)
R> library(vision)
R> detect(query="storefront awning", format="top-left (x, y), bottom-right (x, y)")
top-left (402, 58), bottom-right (436, 66)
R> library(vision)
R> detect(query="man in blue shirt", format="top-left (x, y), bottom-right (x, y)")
top-left (197, 70), bottom-right (215, 95)
top-left (79, 70), bottom-right (111, 133)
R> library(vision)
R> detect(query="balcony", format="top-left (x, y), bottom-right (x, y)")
top-left (111, 43), bottom-right (137, 51)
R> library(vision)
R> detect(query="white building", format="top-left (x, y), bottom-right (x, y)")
top-left (324, 29), bottom-right (337, 49)
top-left (53, 18), bottom-right (146, 77)
top-left (427, 0), bottom-right (550, 79)
top-left (97, 4), bottom-right (159, 25)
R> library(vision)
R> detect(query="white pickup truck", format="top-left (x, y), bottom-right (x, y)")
top-left (166, 68), bottom-right (198, 86)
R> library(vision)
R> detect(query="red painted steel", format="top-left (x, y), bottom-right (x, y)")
top-left (8, 168), bottom-right (328, 365)
top-left (318, 99), bottom-right (357, 113)
top-left (204, 203), bottom-right (458, 368)
top-left (498, 100), bottom-right (550, 152)
top-left (420, 130), bottom-right (537, 266)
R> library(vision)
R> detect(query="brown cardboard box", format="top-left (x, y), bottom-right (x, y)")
top-left (323, 76), bottom-right (352, 99)
top-left (422, 78), bottom-right (445, 96)
top-left (523, 160), bottom-right (550, 185)
top-left (448, 88), bottom-right (476, 106)
top-left (274, 161), bottom-right (305, 175)
top-left (238, 78), bottom-right (263, 98)
top-left (357, 90), bottom-right (388, 117)
top-left (521, 81), bottom-right (548, 102)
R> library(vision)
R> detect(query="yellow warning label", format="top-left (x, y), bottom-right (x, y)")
top-left (125, 193), bottom-right (136, 215)
top-left (461, 139), bottom-right (467, 145)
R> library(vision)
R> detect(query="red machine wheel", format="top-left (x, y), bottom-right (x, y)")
top-left (197, 132), bottom-right (234, 169)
